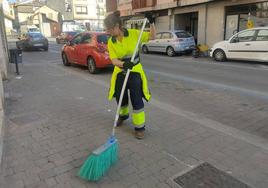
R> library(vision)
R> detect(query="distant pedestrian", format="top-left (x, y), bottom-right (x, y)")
top-left (104, 11), bottom-right (156, 139)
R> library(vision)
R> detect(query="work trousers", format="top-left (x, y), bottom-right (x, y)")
top-left (114, 72), bottom-right (145, 131)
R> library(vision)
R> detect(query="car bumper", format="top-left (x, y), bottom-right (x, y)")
top-left (26, 42), bottom-right (48, 48)
top-left (96, 53), bottom-right (113, 68)
top-left (208, 48), bottom-right (213, 57)
top-left (174, 45), bottom-right (196, 52)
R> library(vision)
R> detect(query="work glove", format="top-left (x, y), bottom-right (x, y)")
top-left (123, 60), bottom-right (134, 71)
top-left (145, 12), bottom-right (155, 24)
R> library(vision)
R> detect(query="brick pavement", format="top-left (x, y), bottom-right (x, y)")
top-left (1, 51), bottom-right (268, 188)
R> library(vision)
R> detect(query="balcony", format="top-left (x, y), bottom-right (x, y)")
top-left (178, 0), bottom-right (215, 6)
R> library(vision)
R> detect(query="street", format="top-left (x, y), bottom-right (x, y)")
top-left (1, 41), bottom-right (268, 188)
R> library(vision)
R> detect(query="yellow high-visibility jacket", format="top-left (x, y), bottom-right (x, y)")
top-left (107, 29), bottom-right (151, 101)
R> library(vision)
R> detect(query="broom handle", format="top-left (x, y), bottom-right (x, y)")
top-left (112, 18), bottom-right (148, 136)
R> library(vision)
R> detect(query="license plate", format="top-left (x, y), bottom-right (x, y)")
top-left (34, 44), bottom-right (43, 47)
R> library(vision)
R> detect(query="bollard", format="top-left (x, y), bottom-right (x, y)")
top-left (9, 49), bottom-right (22, 75)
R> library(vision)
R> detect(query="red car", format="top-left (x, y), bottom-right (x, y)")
top-left (61, 32), bottom-right (112, 74)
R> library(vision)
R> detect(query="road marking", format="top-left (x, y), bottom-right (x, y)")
top-left (52, 63), bottom-right (268, 152)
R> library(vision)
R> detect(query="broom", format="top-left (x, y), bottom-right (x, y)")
top-left (78, 18), bottom-right (148, 181)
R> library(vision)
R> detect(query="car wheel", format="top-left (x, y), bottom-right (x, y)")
top-left (213, 49), bottom-right (226, 62)
top-left (142, 45), bottom-right (149, 54)
top-left (62, 53), bottom-right (71, 66)
top-left (87, 57), bottom-right (98, 74)
top-left (167, 46), bottom-right (175, 57)
top-left (44, 46), bottom-right (48, 51)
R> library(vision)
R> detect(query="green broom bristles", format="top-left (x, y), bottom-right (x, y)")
top-left (78, 136), bottom-right (118, 181)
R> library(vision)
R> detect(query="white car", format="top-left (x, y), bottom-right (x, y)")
top-left (210, 27), bottom-right (268, 62)
top-left (141, 30), bottom-right (196, 57)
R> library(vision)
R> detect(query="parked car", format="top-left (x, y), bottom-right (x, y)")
top-left (61, 32), bottom-right (112, 74)
top-left (56, 31), bottom-right (79, 44)
top-left (141, 30), bottom-right (196, 57)
top-left (16, 32), bottom-right (48, 51)
top-left (209, 27), bottom-right (268, 62)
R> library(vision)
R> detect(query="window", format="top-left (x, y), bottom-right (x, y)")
top-left (156, 33), bottom-right (162, 39)
top-left (97, 34), bottom-right (110, 44)
top-left (175, 31), bottom-right (192, 38)
top-left (162, 32), bottom-right (172, 39)
top-left (81, 34), bottom-right (92, 44)
top-left (256, 30), bottom-right (268, 41)
top-left (71, 34), bottom-right (82, 45)
top-left (75, 6), bottom-right (88, 14)
top-left (237, 30), bottom-right (256, 42)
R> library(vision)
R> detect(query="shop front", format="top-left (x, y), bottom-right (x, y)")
top-left (225, 1), bottom-right (268, 39)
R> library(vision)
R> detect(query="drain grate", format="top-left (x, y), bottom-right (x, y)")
top-left (173, 163), bottom-right (252, 188)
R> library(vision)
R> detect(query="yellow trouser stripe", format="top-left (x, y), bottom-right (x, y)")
top-left (120, 106), bottom-right (129, 116)
top-left (132, 111), bottom-right (145, 127)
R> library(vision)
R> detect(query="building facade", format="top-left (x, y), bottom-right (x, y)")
top-left (46, 0), bottom-right (74, 21)
top-left (2, 0), bottom-right (15, 35)
top-left (72, 0), bottom-right (106, 30)
top-left (0, 1), bottom-right (9, 165)
top-left (106, 0), bottom-right (268, 46)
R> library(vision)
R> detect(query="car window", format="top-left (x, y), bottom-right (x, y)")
top-left (71, 34), bottom-right (83, 45)
top-left (97, 34), bottom-right (110, 44)
top-left (162, 32), bottom-right (172, 39)
top-left (81, 34), bottom-right (92, 44)
top-left (69, 32), bottom-right (78, 36)
top-left (256, 30), bottom-right (268, 41)
top-left (175, 31), bottom-right (192, 38)
top-left (156, 33), bottom-right (162, 39)
top-left (28, 33), bottom-right (43, 38)
top-left (237, 30), bottom-right (256, 42)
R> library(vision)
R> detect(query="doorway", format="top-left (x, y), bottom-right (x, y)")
top-left (174, 12), bottom-right (198, 43)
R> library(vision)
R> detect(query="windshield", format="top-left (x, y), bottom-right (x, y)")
top-left (28, 33), bottom-right (43, 38)
top-left (97, 34), bottom-right (110, 44)
top-left (175, 31), bottom-right (192, 38)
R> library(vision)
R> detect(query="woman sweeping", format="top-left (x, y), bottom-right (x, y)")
top-left (104, 11), bottom-right (156, 139)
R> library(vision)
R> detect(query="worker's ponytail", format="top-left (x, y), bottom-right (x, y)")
top-left (104, 10), bottom-right (122, 30)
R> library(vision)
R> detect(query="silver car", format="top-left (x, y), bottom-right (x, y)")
top-left (141, 30), bottom-right (196, 57)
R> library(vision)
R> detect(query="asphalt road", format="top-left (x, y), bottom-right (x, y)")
top-left (15, 42), bottom-right (268, 141)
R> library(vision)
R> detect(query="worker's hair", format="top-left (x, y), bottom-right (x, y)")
top-left (104, 11), bottom-right (122, 29)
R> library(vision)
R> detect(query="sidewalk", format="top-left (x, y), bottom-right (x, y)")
top-left (1, 51), bottom-right (268, 188)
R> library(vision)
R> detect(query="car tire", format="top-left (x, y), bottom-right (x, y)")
top-left (167, 46), bottom-right (175, 57)
top-left (142, 45), bottom-right (149, 54)
top-left (44, 47), bottom-right (48, 51)
top-left (62, 53), bottom-right (71, 66)
top-left (87, 57), bottom-right (98, 74)
top-left (213, 49), bottom-right (226, 62)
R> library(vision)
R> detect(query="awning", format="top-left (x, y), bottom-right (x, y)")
top-left (126, 16), bottom-right (145, 24)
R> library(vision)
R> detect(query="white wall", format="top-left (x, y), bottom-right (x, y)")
top-left (42, 23), bottom-right (51, 37)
